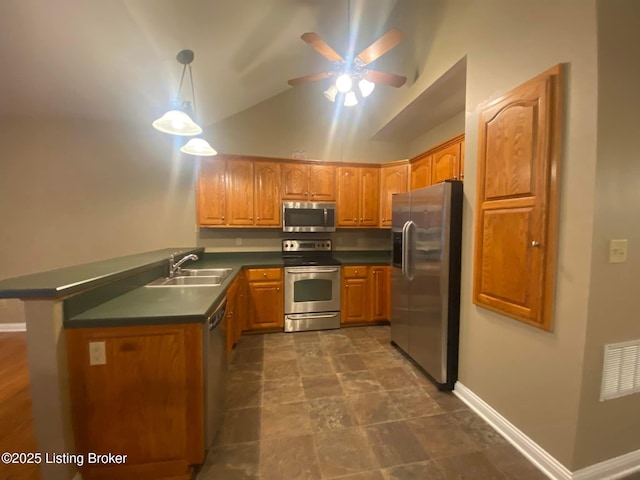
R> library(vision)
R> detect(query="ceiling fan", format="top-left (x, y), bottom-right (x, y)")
top-left (288, 4), bottom-right (407, 105)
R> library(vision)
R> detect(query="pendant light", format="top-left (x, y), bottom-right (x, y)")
top-left (153, 50), bottom-right (217, 156)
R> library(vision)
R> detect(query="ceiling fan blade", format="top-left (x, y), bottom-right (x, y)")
top-left (288, 72), bottom-right (331, 86)
top-left (356, 29), bottom-right (404, 66)
top-left (364, 70), bottom-right (407, 88)
top-left (301, 32), bottom-right (344, 63)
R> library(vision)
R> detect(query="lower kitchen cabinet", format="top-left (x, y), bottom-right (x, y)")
top-left (246, 268), bottom-right (284, 331)
top-left (66, 323), bottom-right (204, 480)
top-left (341, 265), bottom-right (390, 325)
top-left (370, 266), bottom-right (391, 321)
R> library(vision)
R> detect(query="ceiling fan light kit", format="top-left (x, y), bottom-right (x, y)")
top-left (344, 91), bottom-right (358, 107)
top-left (153, 49), bottom-right (217, 156)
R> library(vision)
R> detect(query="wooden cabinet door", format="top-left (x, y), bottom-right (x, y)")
top-left (226, 159), bottom-right (254, 225)
top-left (308, 164), bottom-right (336, 201)
top-left (254, 161), bottom-right (281, 226)
top-left (197, 158), bottom-right (226, 226)
top-left (460, 139), bottom-right (465, 181)
top-left (66, 324), bottom-right (204, 478)
top-left (369, 266), bottom-right (389, 321)
top-left (281, 163), bottom-right (309, 200)
top-left (341, 277), bottom-right (369, 324)
top-left (336, 167), bottom-right (360, 226)
top-left (410, 156), bottom-right (432, 190)
top-left (379, 164), bottom-right (408, 227)
top-left (359, 167), bottom-right (380, 226)
top-left (473, 65), bottom-right (561, 331)
top-left (225, 280), bottom-right (239, 359)
top-left (431, 143), bottom-right (461, 184)
top-left (248, 280), bottom-right (283, 329)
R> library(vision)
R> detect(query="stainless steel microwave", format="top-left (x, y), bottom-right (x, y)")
top-left (282, 202), bottom-right (336, 232)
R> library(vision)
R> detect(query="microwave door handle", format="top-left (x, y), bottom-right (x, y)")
top-left (323, 208), bottom-right (328, 228)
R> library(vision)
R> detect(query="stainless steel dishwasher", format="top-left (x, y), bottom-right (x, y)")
top-left (203, 296), bottom-right (227, 449)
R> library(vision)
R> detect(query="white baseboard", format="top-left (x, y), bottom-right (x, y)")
top-left (0, 322), bottom-right (27, 332)
top-left (453, 382), bottom-right (640, 480)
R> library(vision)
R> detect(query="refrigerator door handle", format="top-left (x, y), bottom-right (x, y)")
top-left (406, 220), bottom-right (416, 281)
top-left (401, 221), bottom-right (410, 278)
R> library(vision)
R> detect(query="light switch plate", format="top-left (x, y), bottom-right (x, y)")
top-left (609, 239), bottom-right (628, 263)
top-left (89, 341), bottom-right (106, 365)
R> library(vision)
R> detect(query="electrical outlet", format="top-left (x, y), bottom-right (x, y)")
top-left (609, 239), bottom-right (628, 263)
top-left (235, 238), bottom-right (242, 246)
top-left (0, 299), bottom-right (6, 310)
top-left (89, 341), bottom-right (106, 366)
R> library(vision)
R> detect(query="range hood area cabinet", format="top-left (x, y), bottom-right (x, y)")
top-left (281, 163), bottom-right (336, 201)
top-left (336, 166), bottom-right (380, 227)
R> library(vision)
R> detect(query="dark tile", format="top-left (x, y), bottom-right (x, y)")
top-left (383, 460), bottom-right (446, 480)
top-left (295, 342), bottom-right (327, 357)
top-left (387, 388), bottom-right (444, 419)
top-left (264, 333), bottom-right (294, 347)
top-left (430, 391), bottom-right (469, 412)
top-left (338, 370), bottom-right (383, 395)
top-left (331, 353), bottom-right (368, 373)
top-left (365, 420), bottom-right (429, 468)
top-left (259, 434), bottom-right (321, 480)
top-left (263, 346), bottom-right (297, 363)
top-left (234, 334), bottom-right (265, 351)
top-left (264, 359), bottom-right (300, 380)
top-left (451, 410), bottom-right (508, 447)
top-left (216, 407), bottom-right (261, 445)
top-left (338, 471), bottom-right (385, 480)
top-left (347, 391), bottom-right (403, 425)
top-left (298, 356), bottom-right (335, 376)
top-left (227, 363), bottom-right (263, 383)
top-left (302, 374), bottom-right (345, 399)
top-left (261, 402), bottom-right (312, 438)
top-left (407, 414), bottom-right (481, 458)
top-left (263, 378), bottom-right (305, 405)
top-left (225, 381), bottom-right (262, 409)
top-left (314, 427), bottom-right (379, 478)
top-left (351, 337), bottom-right (386, 353)
top-left (292, 331), bottom-right (321, 344)
top-left (484, 444), bottom-right (549, 480)
top-left (199, 442), bottom-right (260, 479)
top-left (359, 351), bottom-right (402, 370)
top-left (307, 397), bottom-right (358, 433)
top-left (434, 451), bottom-right (507, 479)
top-left (322, 337), bottom-right (357, 355)
top-left (231, 347), bottom-right (264, 365)
top-left (371, 366), bottom-right (419, 390)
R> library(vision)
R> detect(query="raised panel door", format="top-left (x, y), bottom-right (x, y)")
top-left (226, 160), bottom-right (254, 225)
top-left (460, 139), bottom-right (465, 181)
top-left (197, 158), bottom-right (226, 225)
top-left (248, 280), bottom-right (283, 330)
top-left (410, 156), bottom-right (432, 190)
top-left (336, 167), bottom-right (360, 226)
top-left (380, 164), bottom-right (408, 227)
top-left (308, 164), bottom-right (336, 201)
top-left (369, 266), bottom-right (389, 321)
top-left (473, 65), bottom-right (561, 331)
top-left (254, 161), bottom-right (281, 226)
top-left (359, 167), bottom-right (380, 226)
top-left (281, 163), bottom-right (309, 200)
top-left (341, 277), bottom-right (369, 324)
top-left (431, 143), bottom-right (461, 184)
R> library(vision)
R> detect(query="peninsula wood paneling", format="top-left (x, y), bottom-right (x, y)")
top-left (473, 65), bottom-right (562, 331)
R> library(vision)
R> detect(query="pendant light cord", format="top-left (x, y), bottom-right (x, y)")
top-left (188, 64), bottom-right (198, 121)
top-left (175, 64), bottom-right (187, 106)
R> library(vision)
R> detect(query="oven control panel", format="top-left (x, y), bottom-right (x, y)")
top-left (282, 239), bottom-right (332, 252)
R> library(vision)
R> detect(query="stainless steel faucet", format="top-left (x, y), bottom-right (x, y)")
top-left (169, 252), bottom-right (199, 278)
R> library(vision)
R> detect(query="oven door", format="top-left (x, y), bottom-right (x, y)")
top-left (284, 266), bottom-right (341, 314)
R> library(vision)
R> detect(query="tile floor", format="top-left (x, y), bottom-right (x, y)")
top-left (196, 325), bottom-right (549, 480)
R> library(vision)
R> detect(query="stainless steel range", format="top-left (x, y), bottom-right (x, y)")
top-left (282, 239), bottom-right (341, 332)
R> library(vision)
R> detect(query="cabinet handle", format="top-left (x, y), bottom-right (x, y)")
top-left (249, 216), bottom-right (253, 220)
top-left (221, 216), bottom-right (225, 221)
top-left (531, 241), bottom-right (541, 247)
top-left (345, 284), bottom-right (349, 288)
top-left (360, 218), bottom-right (363, 222)
top-left (257, 216), bottom-right (260, 220)
top-left (304, 192), bottom-right (308, 196)
top-left (276, 287), bottom-right (280, 291)
top-left (354, 270), bottom-right (358, 275)
top-left (263, 273), bottom-right (267, 277)
top-left (382, 218), bottom-right (385, 222)
top-left (353, 218), bottom-right (356, 221)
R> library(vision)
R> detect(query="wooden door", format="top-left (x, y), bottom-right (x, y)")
top-left (473, 65), bottom-right (562, 331)
top-left (308, 164), bottom-right (336, 201)
top-left (197, 158), bottom-right (226, 226)
top-left (248, 280), bottom-right (283, 329)
top-left (341, 278), bottom-right (369, 323)
top-left (226, 159), bottom-right (254, 225)
top-left (410, 156), bottom-right (432, 190)
top-left (336, 167), bottom-right (360, 226)
top-left (379, 164), bottom-right (409, 227)
top-left (460, 139), bottom-right (465, 181)
top-left (369, 266), bottom-right (389, 321)
top-left (281, 163), bottom-right (309, 200)
top-left (254, 161), bottom-right (281, 226)
top-left (359, 167), bottom-right (380, 226)
top-left (431, 143), bottom-right (461, 184)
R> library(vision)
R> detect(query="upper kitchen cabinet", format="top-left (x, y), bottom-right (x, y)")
top-left (281, 163), bottom-right (336, 201)
top-left (197, 158), bottom-right (226, 225)
top-left (409, 134), bottom-right (465, 190)
top-left (380, 163), bottom-right (409, 227)
top-left (226, 159), bottom-right (255, 226)
top-left (337, 167), bottom-right (380, 227)
top-left (431, 142), bottom-right (462, 184)
top-left (254, 161), bottom-right (281, 226)
top-left (473, 65), bottom-right (562, 331)
top-left (410, 154), bottom-right (432, 190)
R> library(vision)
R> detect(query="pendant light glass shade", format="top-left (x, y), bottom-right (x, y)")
top-left (358, 78), bottom-right (375, 97)
top-left (323, 85), bottom-right (339, 102)
top-left (152, 110), bottom-right (202, 136)
top-left (336, 73), bottom-right (353, 93)
top-left (344, 91), bottom-right (358, 107)
top-left (180, 138), bottom-right (217, 156)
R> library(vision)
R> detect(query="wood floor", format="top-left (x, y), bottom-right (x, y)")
top-left (0, 332), bottom-right (40, 480)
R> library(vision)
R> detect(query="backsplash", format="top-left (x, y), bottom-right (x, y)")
top-left (197, 229), bottom-right (391, 252)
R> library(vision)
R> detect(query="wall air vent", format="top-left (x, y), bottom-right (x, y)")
top-left (600, 339), bottom-right (640, 401)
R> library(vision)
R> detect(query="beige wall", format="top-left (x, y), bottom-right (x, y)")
top-left (407, 110), bottom-right (465, 158)
top-left (0, 119), bottom-right (199, 323)
top-left (572, 0), bottom-right (640, 468)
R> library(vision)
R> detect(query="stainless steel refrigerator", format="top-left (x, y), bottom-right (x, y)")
top-left (391, 180), bottom-right (463, 390)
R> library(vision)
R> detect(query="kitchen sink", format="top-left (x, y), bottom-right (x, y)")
top-left (145, 268), bottom-right (232, 288)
